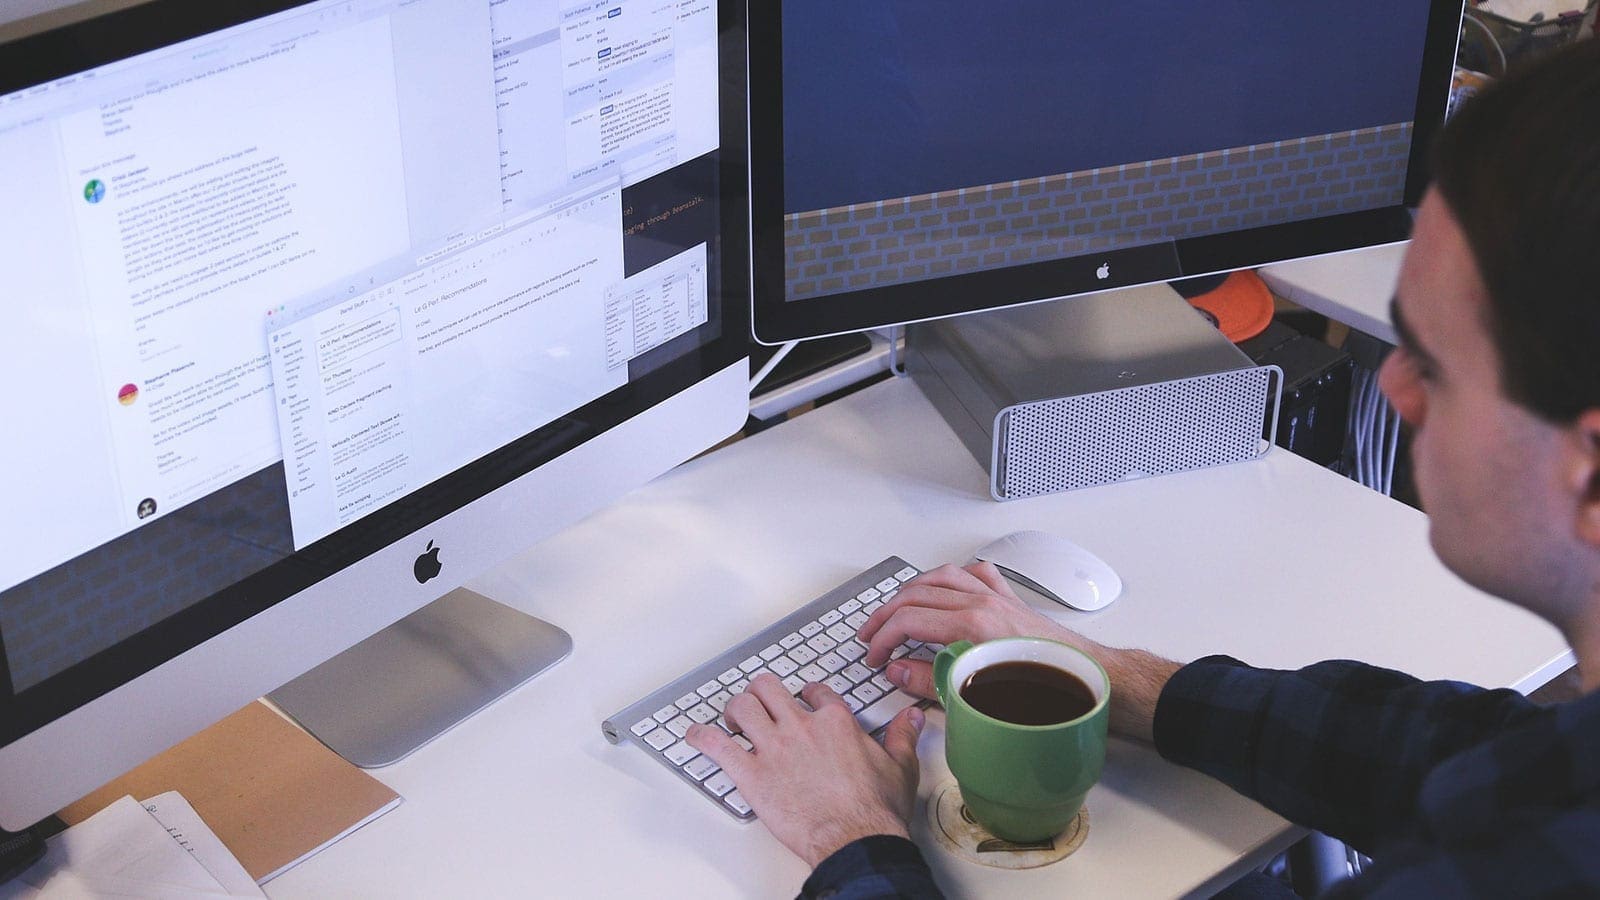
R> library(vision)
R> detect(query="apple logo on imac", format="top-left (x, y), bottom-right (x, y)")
top-left (414, 540), bottom-right (443, 584)
top-left (1096, 262), bottom-right (1111, 281)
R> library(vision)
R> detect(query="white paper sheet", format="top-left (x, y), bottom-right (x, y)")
top-left (5, 793), bottom-right (263, 899)
top-left (16, 795), bottom-right (228, 898)
top-left (140, 793), bottom-right (262, 897)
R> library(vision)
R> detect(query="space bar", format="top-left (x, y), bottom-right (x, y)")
top-left (856, 690), bottom-right (920, 733)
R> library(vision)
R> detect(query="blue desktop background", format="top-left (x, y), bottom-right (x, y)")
top-left (783, 1), bottom-right (1432, 213)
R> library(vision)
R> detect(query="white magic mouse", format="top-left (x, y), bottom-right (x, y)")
top-left (974, 530), bottom-right (1123, 612)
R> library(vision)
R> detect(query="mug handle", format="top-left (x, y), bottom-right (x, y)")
top-left (933, 640), bottom-right (974, 706)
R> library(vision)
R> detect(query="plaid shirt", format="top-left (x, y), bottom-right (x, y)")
top-left (804, 655), bottom-right (1600, 898)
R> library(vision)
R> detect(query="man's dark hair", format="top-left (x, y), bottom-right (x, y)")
top-left (1431, 39), bottom-right (1600, 422)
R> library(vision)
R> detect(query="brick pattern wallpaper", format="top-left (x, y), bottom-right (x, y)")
top-left (785, 123), bottom-right (1412, 300)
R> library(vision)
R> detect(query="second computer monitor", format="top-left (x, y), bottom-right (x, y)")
top-left (749, 0), bottom-right (1463, 342)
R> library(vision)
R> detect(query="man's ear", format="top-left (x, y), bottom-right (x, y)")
top-left (1570, 409), bottom-right (1600, 547)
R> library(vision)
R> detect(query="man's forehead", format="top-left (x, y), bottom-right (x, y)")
top-left (1396, 193), bottom-right (1489, 333)
top-left (1393, 190), bottom-right (1499, 376)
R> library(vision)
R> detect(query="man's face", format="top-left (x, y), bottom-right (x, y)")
top-left (1378, 190), bottom-right (1570, 607)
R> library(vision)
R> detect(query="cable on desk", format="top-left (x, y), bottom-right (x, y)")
top-left (1344, 365), bottom-right (1402, 497)
top-left (886, 325), bottom-right (907, 377)
top-left (749, 340), bottom-right (798, 395)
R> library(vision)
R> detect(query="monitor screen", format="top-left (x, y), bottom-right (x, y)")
top-left (0, 0), bottom-right (746, 770)
top-left (749, 0), bottom-right (1462, 342)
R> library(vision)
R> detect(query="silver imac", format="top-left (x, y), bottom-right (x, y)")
top-left (0, 0), bottom-right (748, 829)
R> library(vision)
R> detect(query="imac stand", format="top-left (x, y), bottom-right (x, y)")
top-left (268, 589), bottom-right (572, 768)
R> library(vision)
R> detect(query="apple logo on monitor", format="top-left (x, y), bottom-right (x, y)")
top-left (414, 540), bottom-right (443, 584)
top-left (1096, 262), bottom-right (1111, 281)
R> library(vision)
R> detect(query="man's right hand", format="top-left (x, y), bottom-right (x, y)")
top-left (859, 560), bottom-right (1178, 742)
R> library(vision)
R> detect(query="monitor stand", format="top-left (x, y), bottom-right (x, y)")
top-left (267, 588), bottom-right (572, 768)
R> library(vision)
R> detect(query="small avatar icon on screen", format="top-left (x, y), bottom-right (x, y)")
top-left (83, 179), bottom-right (106, 204)
top-left (136, 497), bottom-right (157, 519)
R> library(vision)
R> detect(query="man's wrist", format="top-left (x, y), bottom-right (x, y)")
top-left (1091, 645), bottom-right (1181, 743)
top-left (802, 834), bottom-right (937, 900)
top-left (802, 819), bottom-right (910, 868)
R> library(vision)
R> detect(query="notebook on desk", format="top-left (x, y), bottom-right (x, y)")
top-left (58, 700), bottom-right (400, 882)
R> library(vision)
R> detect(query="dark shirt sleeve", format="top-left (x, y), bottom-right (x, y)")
top-left (1152, 655), bottom-right (1541, 854)
top-left (799, 835), bottom-right (944, 899)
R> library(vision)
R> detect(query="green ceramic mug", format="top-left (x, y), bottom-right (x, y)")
top-left (933, 637), bottom-right (1110, 842)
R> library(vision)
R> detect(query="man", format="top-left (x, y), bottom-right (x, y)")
top-left (688, 41), bottom-right (1600, 897)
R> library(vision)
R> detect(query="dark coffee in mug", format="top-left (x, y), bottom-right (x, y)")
top-left (959, 660), bottom-right (1097, 726)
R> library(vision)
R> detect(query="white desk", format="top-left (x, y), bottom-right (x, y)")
top-left (1260, 244), bottom-right (1405, 345)
top-left (269, 375), bottom-right (1571, 898)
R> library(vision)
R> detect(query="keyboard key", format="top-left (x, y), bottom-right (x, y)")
top-left (844, 693), bottom-right (865, 713)
top-left (631, 718), bottom-right (657, 737)
top-left (678, 692), bottom-right (701, 710)
top-left (837, 641), bottom-right (866, 662)
top-left (871, 673), bottom-right (895, 692)
top-left (843, 662), bottom-right (875, 683)
top-left (880, 589), bottom-right (897, 603)
top-left (844, 611), bottom-right (870, 630)
top-left (800, 621), bottom-right (824, 638)
top-left (825, 622), bottom-right (855, 643)
top-left (909, 646), bottom-right (937, 662)
top-left (839, 598), bottom-right (862, 615)
top-left (894, 567), bottom-right (919, 582)
top-left (891, 645), bottom-right (912, 659)
top-left (788, 645), bottom-right (818, 665)
top-left (718, 667), bottom-right (743, 686)
top-left (857, 690), bottom-right (919, 733)
top-left (769, 656), bottom-right (799, 677)
top-left (740, 655), bottom-right (764, 673)
top-left (733, 734), bottom-right (754, 751)
top-left (806, 634), bottom-right (838, 654)
top-left (857, 587), bottom-right (881, 604)
top-left (781, 674), bottom-right (807, 694)
top-left (654, 705), bottom-right (678, 724)
top-left (797, 663), bottom-right (828, 683)
top-left (688, 703), bottom-right (718, 725)
top-left (724, 790), bottom-right (753, 816)
top-left (667, 716), bottom-right (694, 738)
top-left (780, 632), bottom-right (804, 649)
top-left (760, 644), bottom-right (784, 661)
top-left (709, 691), bottom-right (733, 712)
top-left (664, 741), bottom-right (699, 766)
top-left (819, 609), bottom-right (843, 626)
top-left (684, 756), bottom-right (720, 781)
top-left (704, 772), bottom-right (736, 797)
top-left (819, 652), bottom-right (848, 674)
top-left (731, 678), bottom-right (750, 694)
top-left (863, 600), bottom-right (883, 614)
top-left (875, 578), bottom-right (899, 594)
top-left (852, 682), bottom-right (884, 705)
top-left (644, 728), bottom-right (675, 751)
top-left (824, 673), bottom-right (854, 695)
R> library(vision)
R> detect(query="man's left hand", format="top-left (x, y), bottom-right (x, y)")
top-left (686, 674), bottom-right (926, 867)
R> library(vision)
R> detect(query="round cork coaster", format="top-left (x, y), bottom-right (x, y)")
top-left (925, 779), bottom-right (1088, 869)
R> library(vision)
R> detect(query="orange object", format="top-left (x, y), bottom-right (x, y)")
top-left (1187, 270), bottom-right (1275, 342)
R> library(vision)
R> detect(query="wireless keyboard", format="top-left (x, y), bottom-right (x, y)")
top-left (603, 557), bottom-right (938, 821)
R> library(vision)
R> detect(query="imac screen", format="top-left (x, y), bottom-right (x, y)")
top-left (0, 0), bottom-right (745, 745)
